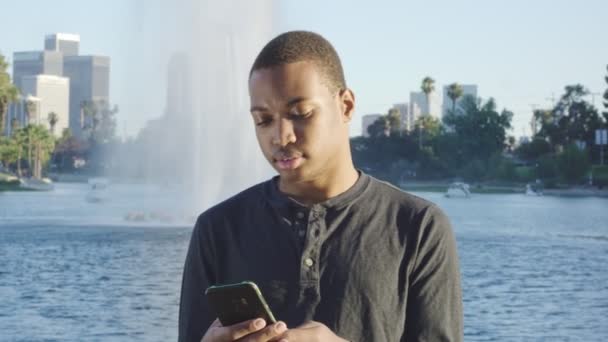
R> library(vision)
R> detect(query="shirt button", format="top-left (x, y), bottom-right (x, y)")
top-left (297, 212), bottom-right (305, 219)
top-left (298, 229), bottom-right (306, 237)
top-left (304, 258), bottom-right (314, 267)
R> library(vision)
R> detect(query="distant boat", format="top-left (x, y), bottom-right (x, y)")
top-left (525, 183), bottom-right (543, 196)
top-left (86, 177), bottom-right (110, 203)
top-left (445, 182), bottom-right (471, 198)
top-left (19, 178), bottom-right (54, 191)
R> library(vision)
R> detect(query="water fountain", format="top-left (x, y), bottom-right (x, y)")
top-left (128, 0), bottom-right (277, 218)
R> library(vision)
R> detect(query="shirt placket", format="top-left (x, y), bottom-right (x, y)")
top-left (296, 204), bottom-right (326, 310)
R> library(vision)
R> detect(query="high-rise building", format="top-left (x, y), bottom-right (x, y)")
top-left (19, 75), bottom-right (70, 137)
top-left (165, 53), bottom-right (193, 117)
top-left (392, 103), bottom-right (410, 131)
top-left (409, 91), bottom-right (440, 124)
top-left (442, 84), bottom-right (478, 117)
top-left (44, 33), bottom-right (80, 57)
top-left (4, 96), bottom-right (40, 136)
top-left (362, 114), bottom-right (383, 137)
top-left (4, 33), bottom-right (112, 139)
top-left (12, 51), bottom-right (63, 90)
top-left (63, 55), bottom-right (110, 136)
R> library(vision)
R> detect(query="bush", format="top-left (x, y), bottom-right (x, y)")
top-left (460, 159), bottom-right (486, 182)
top-left (557, 144), bottom-right (591, 184)
top-left (515, 166), bottom-right (535, 182)
top-left (537, 154), bottom-right (558, 181)
top-left (592, 165), bottom-right (608, 188)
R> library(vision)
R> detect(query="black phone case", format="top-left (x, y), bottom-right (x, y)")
top-left (205, 281), bottom-right (277, 326)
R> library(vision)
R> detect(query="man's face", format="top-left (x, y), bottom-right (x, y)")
top-left (248, 61), bottom-right (354, 183)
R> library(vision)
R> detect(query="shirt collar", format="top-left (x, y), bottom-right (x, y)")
top-left (263, 170), bottom-right (371, 212)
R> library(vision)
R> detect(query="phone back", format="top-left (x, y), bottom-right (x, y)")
top-left (205, 281), bottom-right (276, 326)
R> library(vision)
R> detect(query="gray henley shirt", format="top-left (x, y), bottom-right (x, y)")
top-left (178, 172), bottom-right (463, 341)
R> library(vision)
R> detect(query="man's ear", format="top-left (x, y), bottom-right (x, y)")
top-left (339, 88), bottom-right (355, 123)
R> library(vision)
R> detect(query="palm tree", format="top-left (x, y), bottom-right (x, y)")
top-left (13, 128), bottom-right (26, 176)
top-left (80, 100), bottom-right (98, 138)
top-left (420, 76), bottom-right (435, 116)
top-left (419, 77), bottom-right (435, 148)
top-left (447, 83), bottom-right (464, 115)
top-left (25, 98), bottom-right (37, 125)
top-left (0, 54), bottom-right (19, 135)
top-left (27, 125), bottom-right (54, 179)
top-left (10, 117), bottom-right (19, 136)
top-left (22, 125), bottom-right (35, 176)
top-left (47, 112), bottom-right (59, 135)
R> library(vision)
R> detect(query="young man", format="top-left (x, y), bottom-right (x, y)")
top-left (179, 31), bottom-right (463, 342)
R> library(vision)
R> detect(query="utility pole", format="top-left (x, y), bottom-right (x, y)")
top-left (589, 92), bottom-right (601, 108)
top-left (546, 92), bottom-right (557, 107)
top-left (529, 104), bottom-right (539, 135)
top-left (597, 129), bottom-right (607, 166)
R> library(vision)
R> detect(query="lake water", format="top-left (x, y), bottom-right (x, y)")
top-left (1, 182), bottom-right (607, 341)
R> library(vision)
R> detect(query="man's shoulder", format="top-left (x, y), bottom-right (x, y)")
top-left (365, 175), bottom-right (452, 238)
top-left (194, 179), bottom-right (270, 226)
top-left (366, 175), bottom-right (437, 213)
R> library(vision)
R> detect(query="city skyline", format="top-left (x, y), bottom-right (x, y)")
top-left (5, 32), bottom-right (110, 138)
top-left (1, 0), bottom-right (607, 139)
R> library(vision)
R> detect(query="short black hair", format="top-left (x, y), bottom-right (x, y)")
top-left (250, 31), bottom-right (346, 94)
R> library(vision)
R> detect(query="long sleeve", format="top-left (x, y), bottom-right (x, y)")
top-left (178, 215), bottom-right (217, 342)
top-left (404, 205), bottom-right (463, 342)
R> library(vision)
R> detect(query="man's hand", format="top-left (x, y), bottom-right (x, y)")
top-left (201, 318), bottom-right (288, 342)
top-left (274, 321), bottom-right (348, 342)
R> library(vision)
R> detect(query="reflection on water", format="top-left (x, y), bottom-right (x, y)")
top-left (1, 184), bottom-right (607, 341)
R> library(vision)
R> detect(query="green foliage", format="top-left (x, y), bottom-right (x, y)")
top-left (537, 154), bottom-right (558, 181)
top-left (602, 64), bottom-right (608, 116)
top-left (47, 112), bottom-right (59, 135)
top-left (353, 79), bottom-right (605, 186)
top-left (367, 116), bottom-right (389, 138)
top-left (421, 76), bottom-right (435, 95)
top-left (557, 144), bottom-right (590, 183)
top-left (460, 159), bottom-right (486, 182)
top-left (443, 96), bottom-right (512, 163)
top-left (592, 165), bottom-right (608, 187)
top-left (487, 154), bottom-right (518, 181)
top-left (387, 108), bottom-right (401, 135)
top-left (515, 166), bottom-right (535, 182)
top-left (0, 53), bottom-right (20, 133)
top-left (0, 124), bottom-right (55, 178)
top-left (0, 136), bottom-right (19, 169)
top-left (515, 138), bottom-right (552, 161)
top-left (81, 100), bottom-right (118, 145)
top-left (446, 83), bottom-right (463, 114)
top-left (533, 84), bottom-right (604, 161)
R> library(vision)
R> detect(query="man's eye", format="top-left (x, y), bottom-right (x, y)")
top-left (290, 111), bottom-right (312, 120)
top-left (256, 119), bottom-right (272, 127)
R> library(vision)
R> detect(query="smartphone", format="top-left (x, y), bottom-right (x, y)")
top-left (205, 281), bottom-right (277, 326)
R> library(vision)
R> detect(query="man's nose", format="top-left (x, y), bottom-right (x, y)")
top-left (272, 118), bottom-right (296, 146)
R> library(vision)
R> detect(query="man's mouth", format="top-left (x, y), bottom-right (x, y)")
top-left (274, 155), bottom-right (303, 170)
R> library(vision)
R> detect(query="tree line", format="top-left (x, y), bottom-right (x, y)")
top-left (352, 71), bottom-right (608, 188)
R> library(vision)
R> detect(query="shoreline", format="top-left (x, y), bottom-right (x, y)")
top-left (401, 182), bottom-right (608, 198)
top-left (3, 175), bottom-right (608, 198)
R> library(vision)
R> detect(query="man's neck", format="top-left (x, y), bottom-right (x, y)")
top-left (278, 163), bottom-right (359, 206)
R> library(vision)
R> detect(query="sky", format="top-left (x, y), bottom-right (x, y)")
top-left (1, 0), bottom-right (607, 138)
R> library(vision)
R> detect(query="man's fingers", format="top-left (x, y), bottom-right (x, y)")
top-left (209, 318), bottom-right (266, 341)
top-left (240, 321), bottom-right (287, 342)
top-left (210, 318), bottom-right (222, 328)
top-left (227, 319), bottom-right (267, 340)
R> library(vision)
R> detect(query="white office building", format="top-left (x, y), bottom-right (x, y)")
top-left (19, 75), bottom-right (70, 137)
top-left (409, 91), bottom-right (441, 125)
